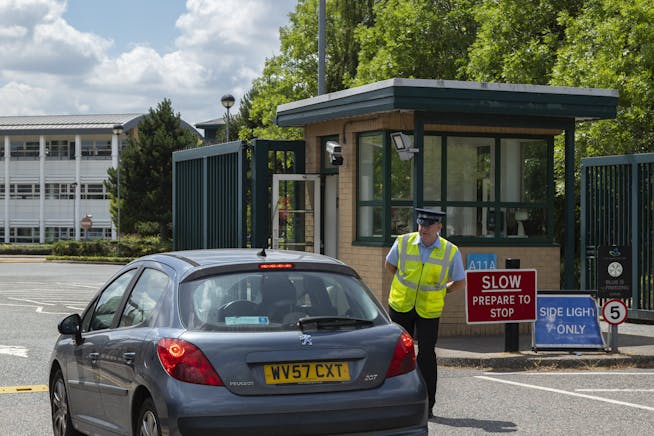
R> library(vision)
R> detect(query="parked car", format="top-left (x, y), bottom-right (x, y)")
top-left (49, 249), bottom-right (428, 436)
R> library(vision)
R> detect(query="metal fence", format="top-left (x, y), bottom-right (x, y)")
top-left (581, 153), bottom-right (654, 321)
top-left (172, 139), bottom-right (305, 251)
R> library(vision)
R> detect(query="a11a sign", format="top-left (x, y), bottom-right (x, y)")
top-left (465, 269), bottom-right (537, 324)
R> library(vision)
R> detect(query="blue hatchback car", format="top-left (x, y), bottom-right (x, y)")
top-left (49, 249), bottom-right (428, 435)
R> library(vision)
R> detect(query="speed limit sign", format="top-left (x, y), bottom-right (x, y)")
top-left (602, 299), bottom-right (628, 325)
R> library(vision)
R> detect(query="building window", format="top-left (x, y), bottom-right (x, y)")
top-left (11, 141), bottom-right (39, 159)
top-left (11, 227), bottom-right (39, 243)
top-left (45, 183), bottom-right (76, 200)
top-left (82, 183), bottom-right (108, 200)
top-left (81, 139), bottom-right (112, 159)
top-left (10, 184), bottom-right (40, 199)
top-left (46, 227), bottom-right (74, 242)
top-left (356, 132), bottom-right (552, 244)
top-left (46, 140), bottom-right (74, 160)
top-left (0, 184), bottom-right (4, 200)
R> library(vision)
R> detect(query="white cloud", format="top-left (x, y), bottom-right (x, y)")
top-left (0, 0), bottom-right (296, 125)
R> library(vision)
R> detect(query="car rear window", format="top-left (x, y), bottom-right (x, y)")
top-left (179, 271), bottom-right (386, 331)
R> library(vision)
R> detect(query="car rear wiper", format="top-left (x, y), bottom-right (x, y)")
top-left (297, 316), bottom-right (374, 332)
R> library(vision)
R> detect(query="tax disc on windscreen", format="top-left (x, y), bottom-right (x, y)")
top-left (602, 299), bottom-right (628, 325)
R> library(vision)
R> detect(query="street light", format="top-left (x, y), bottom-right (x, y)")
top-left (221, 94), bottom-right (235, 142)
top-left (112, 124), bottom-right (123, 256)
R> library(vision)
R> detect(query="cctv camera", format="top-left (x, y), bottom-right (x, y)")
top-left (326, 141), bottom-right (344, 166)
top-left (326, 141), bottom-right (342, 155)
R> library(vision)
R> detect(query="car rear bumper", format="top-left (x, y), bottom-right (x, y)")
top-left (156, 373), bottom-right (428, 436)
top-left (177, 402), bottom-right (427, 436)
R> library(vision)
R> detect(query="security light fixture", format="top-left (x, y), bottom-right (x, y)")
top-left (390, 132), bottom-right (418, 160)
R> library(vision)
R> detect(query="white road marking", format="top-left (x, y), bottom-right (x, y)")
top-left (476, 376), bottom-right (654, 412)
top-left (484, 371), bottom-right (654, 376)
top-left (577, 389), bottom-right (654, 392)
top-left (0, 345), bottom-right (28, 358)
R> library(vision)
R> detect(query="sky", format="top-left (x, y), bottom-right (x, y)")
top-left (0, 0), bottom-right (298, 127)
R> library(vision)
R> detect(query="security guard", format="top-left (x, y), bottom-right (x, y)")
top-left (385, 208), bottom-right (465, 418)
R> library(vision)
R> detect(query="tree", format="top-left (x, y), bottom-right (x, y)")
top-left (354, 0), bottom-right (479, 84)
top-left (552, 0), bottom-right (654, 156)
top-left (105, 99), bottom-right (199, 241)
top-left (243, 0), bottom-right (375, 140)
top-left (465, 0), bottom-right (584, 84)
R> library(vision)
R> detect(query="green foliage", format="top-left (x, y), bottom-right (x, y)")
top-left (354, 0), bottom-right (478, 84)
top-left (105, 99), bottom-right (199, 241)
top-left (51, 235), bottom-right (172, 259)
top-left (0, 244), bottom-right (52, 255)
top-left (243, 0), bottom-right (375, 140)
top-left (552, 0), bottom-right (654, 155)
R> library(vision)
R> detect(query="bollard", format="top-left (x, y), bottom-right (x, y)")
top-left (505, 258), bottom-right (520, 352)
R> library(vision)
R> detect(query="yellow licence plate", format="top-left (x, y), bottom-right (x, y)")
top-left (264, 361), bottom-right (350, 384)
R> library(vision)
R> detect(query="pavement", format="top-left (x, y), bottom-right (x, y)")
top-left (437, 321), bottom-right (654, 370)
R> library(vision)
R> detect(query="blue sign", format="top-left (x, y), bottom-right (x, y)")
top-left (533, 295), bottom-right (606, 349)
top-left (466, 253), bottom-right (497, 270)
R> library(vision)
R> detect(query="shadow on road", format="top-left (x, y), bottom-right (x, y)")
top-left (431, 416), bottom-right (518, 433)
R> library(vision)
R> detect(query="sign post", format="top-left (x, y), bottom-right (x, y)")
top-left (465, 268), bottom-right (537, 330)
top-left (602, 299), bottom-right (628, 353)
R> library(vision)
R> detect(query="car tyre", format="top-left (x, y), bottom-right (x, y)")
top-left (50, 368), bottom-right (82, 436)
top-left (136, 397), bottom-right (161, 436)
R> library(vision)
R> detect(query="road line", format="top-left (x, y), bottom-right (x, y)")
top-left (484, 371), bottom-right (654, 376)
top-left (577, 389), bottom-right (654, 392)
top-left (476, 375), bottom-right (654, 412)
top-left (0, 345), bottom-right (28, 358)
top-left (0, 385), bottom-right (48, 394)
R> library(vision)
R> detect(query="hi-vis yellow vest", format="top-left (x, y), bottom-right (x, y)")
top-left (389, 233), bottom-right (458, 318)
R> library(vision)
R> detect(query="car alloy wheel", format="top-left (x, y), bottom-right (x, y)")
top-left (51, 369), bottom-right (81, 436)
top-left (137, 398), bottom-right (161, 436)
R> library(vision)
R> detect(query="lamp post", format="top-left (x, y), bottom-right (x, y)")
top-left (112, 125), bottom-right (123, 256)
top-left (71, 182), bottom-right (77, 240)
top-left (221, 94), bottom-right (235, 142)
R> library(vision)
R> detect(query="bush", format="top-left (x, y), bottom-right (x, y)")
top-left (51, 235), bottom-right (172, 258)
top-left (0, 244), bottom-right (53, 255)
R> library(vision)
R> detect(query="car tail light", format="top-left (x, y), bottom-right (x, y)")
top-left (386, 331), bottom-right (416, 377)
top-left (157, 338), bottom-right (223, 386)
top-left (259, 263), bottom-right (294, 270)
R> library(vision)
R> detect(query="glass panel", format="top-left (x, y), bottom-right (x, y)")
top-left (11, 140), bottom-right (39, 159)
top-left (180, 271), bottom-right (384, 331)
top-left (501, 138), bottom-right (548, 202)
top-left (423, 135), bottom-right (442, 201)
top-left (357, 205), bottom-right (383, 238)
top-left (446, 207), bottom-right (482, 237)
top-left (85, 269), bottom-right (138, 332)
top-left (504, 207), bottom-right (547, 238)
top-left (391, 206), bottom-right (413, 236)
top-left (358, 133), bottom-right (383, 202)
top-left (391, 135), bottom-right (413, 200)
top-left (119, 269), bottom-right (170, 327)
top-left (447, 137), bottom-right (495, 202)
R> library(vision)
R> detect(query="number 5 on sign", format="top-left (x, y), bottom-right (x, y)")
top-left (602, 299), bottom-right (628, 325)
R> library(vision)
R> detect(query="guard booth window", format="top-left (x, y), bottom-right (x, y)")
top-left (356, 132), bottom-right (552, 244)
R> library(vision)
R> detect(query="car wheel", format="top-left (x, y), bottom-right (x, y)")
top-left (50, 368), bottom-right (81, 436)
top-left (136, 398), bottom-right (161, 436)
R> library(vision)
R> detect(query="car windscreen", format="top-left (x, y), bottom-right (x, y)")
top-left (179, 270), bottom-right (387, 331)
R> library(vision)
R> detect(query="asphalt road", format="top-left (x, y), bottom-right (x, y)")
top-left (1, 262), bottom-right (652, 435)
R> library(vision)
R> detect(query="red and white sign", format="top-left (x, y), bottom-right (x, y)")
top-left (602, 299), bottom-right (628, 325)
top-left (465, 269), bottom-right (537, 324)
top-left (80, 216), bottom-right (93, 230)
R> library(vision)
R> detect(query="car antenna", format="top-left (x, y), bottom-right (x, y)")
top-left (258, 246), bottom-right (267, 257)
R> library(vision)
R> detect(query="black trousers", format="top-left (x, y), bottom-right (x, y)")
top-left (389, 307), bottom-right (440, 409)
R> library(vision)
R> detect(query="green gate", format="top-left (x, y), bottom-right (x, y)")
top-left (172, 139), bottom-right (305, 250)
top-left (581, 153), bottom-right (654, 321)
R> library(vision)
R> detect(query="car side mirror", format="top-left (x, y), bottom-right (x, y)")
top-left (58, 313), bottom-right (83, 345)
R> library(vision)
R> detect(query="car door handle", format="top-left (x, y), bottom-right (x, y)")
top-left (88, 352), bottom-right (99, 363)
top-left (123, 352), bottom-right (136, 365)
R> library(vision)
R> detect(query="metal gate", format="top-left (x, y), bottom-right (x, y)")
top-left (172, 139), bottom-right (305, 251)
top-left (581, 153), bottom-right (654, 321)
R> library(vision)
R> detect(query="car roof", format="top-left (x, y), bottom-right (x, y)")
top-left (135, 248), bottom-right (357, 282)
